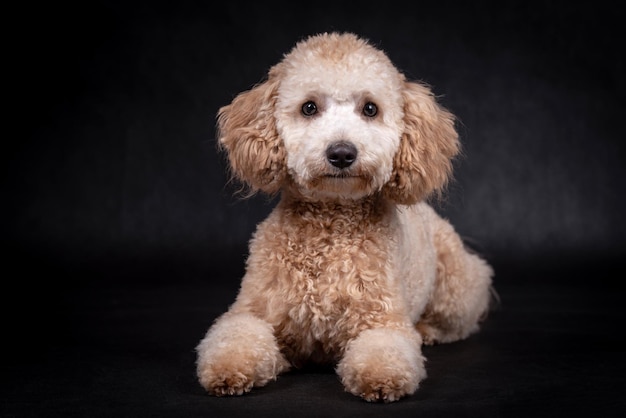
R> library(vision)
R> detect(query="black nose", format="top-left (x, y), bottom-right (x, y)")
top-left (326, 142), bottom-right (358, 169)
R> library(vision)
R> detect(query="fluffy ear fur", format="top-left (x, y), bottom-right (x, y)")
top-left (383, 81), bottom-right (460, 205)
top-left (217, 68), bottom-right (287, 195)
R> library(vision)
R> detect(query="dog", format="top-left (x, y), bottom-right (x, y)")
top-left (196, 32), bottom-right (494, 403)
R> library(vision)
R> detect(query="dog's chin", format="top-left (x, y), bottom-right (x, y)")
top-left (297, 174), bottom-right (376, 201)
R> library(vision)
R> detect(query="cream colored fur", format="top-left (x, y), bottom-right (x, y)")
top-left (196, 32), bottom-right (494, 403)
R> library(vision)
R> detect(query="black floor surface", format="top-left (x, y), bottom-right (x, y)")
top-left (3, 259), bottom-right (625, 417)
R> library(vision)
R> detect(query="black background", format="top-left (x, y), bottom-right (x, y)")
top-left (4, 0), bottom-right (626, 417)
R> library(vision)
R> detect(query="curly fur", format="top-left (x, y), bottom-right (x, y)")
top-left (197, 32), bottom-right (494, 403)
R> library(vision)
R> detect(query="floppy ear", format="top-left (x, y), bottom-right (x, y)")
top-left (217, 69), bottom-right (287, 195)
top-left (383, 81), bottom-right (460, 204)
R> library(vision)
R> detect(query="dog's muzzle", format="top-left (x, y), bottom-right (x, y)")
top-left (326, 141), bottom-right (357, 169)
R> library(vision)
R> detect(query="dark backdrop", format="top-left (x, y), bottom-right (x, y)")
top-left (7, 0), bottom-right (625, 287)
top-left (4, 1), bottom-right (626, 416)
top-left (7, 0), bottom-right (626, 286)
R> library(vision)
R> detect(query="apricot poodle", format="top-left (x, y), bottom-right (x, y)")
top-left (196, 32), bottom-right (494, 403)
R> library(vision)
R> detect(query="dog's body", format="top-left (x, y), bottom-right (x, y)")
top-left (197, 32), bottom-right (493, 402)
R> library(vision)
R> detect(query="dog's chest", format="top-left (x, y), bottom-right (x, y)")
top-left (262, 202), bottom-right (399, 360)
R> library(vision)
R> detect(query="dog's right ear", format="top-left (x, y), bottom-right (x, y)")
top-left (217, 68), bottom-right (287, 195)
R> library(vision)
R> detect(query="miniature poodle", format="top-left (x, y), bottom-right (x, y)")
top-left (196, 32), bottom-right (494, 403)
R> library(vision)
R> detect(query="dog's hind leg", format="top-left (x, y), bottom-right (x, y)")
top-left (415, 217), bottom-right (494, 345)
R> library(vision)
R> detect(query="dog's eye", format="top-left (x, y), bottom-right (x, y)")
top-left (362, 102), bottom-right (378, 117)
top-left (301, 101), bottom-right (318, 116)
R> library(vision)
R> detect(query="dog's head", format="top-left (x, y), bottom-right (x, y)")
top-left (217, 32), bottom-right (459, 204)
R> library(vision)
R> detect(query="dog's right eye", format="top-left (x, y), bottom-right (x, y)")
top-left (301, 101), bottom-right (318, 116)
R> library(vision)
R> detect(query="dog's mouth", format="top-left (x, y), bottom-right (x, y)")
top-left (323, 173), bottom-right (358, 179)
top-left (321, 173), bottom-right (370, 185)
top-left (321, 167), bottom-right (367, 179)
top-left (317, 173), bottom-right (372, 190)
top-left (300, 171), bottom-right (376, 200)
top-left (309, 172), bottom-right (367, 186)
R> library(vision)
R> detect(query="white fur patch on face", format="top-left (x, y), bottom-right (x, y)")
top-left (274, 46), bottom-right (405, 200)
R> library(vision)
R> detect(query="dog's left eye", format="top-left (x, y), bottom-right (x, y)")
top-left (362, 102), bottom-right (378, 117)
top-left (301, 101), bottom-right (318, 116)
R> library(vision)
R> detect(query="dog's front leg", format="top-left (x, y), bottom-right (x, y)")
top-left (336, 327), bottom-right (426, 403)
top-left (196, 311), bottom-right (290, 396)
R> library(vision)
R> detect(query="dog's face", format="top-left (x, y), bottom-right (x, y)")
top-left (274, 36), bottom-right (405, 200)
top-left (218, 32), bottom-right (459, 204)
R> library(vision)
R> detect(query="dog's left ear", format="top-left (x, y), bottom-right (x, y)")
top-left (383, 81), bottom-right (460, 205)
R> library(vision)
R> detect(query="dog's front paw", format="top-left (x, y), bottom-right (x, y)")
top-left (197, 363), bottom-right (255, 396)
top-left (339, 360), bottom-right (425, 403)
top-left (337, 328), bottom-right (426, 403)
top-left (196, 312), bottom-right (290, 396)
top-left (344, 369), bottom-right (417, 403)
